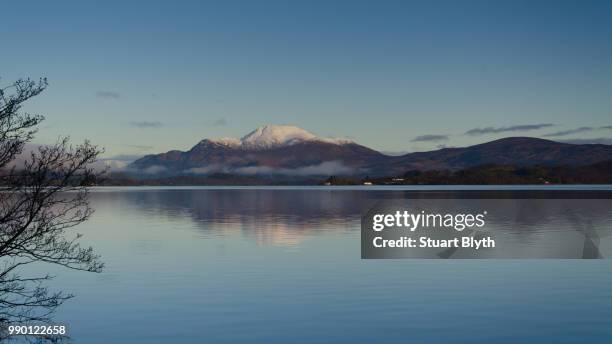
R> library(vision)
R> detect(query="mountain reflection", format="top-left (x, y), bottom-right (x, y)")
top-left (90, 189), bottom-right (612, 253)
top-left (95, 189), bottom-right (370, 246)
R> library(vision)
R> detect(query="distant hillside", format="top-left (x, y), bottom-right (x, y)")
top-left (129, 126), bottom-right (612, 179)
top-left (132, 139), bottom-right (383, 173)
top-left (380, 137), bottom-right (612, 174)
top-left (326, 159), bottom-right (612, 185)
top-left (131, 125), bottom-right (384, 175)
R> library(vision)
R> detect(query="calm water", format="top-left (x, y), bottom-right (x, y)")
top-left (37, 186), bottom-right (612, 343)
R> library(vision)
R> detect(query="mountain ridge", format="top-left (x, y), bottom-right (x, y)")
top-left (196, 125), bottom-right (353, 150)
top-left (381, 136), bottom-right (612, 174)
top-left (130, 126), bottom-right (612, 177)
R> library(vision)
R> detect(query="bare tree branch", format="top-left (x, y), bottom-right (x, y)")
top-left (0, 77), bottom-right (103, 340)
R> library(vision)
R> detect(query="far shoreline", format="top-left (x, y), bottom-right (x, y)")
top-left (86, 184), bottom-right (612, 190)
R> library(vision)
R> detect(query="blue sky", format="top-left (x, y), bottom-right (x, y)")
top-left (3, 0), bottom-right (612, 158)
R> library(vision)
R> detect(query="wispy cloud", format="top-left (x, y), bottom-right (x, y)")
top-left (560, 138), bottom-right (612, 145)
top-left (99, 154), bottom-right (147, 171)
top-left (211, 118), bottom-right (227, 126)
top-left (141, 165), bottom-right (167, 174)
top-left (543, 127), bottom-right (594, 137)
top-left (185, 161), bottom-right (361, 176)
top-left (465, 123), bottom-right (554, 136)
top-left (103, 154), bottom-right (144, 162)
top-left (124, 144), bottom-right (154, 151)
top-left (543, 125), bottom-right (612, 137)
top-left (411, 134), bottom-right (449, 142)
top-left (130, 121), bottom-right (163, 129)
top-left (96, 91), bottom-right (121, 99)
top-left (381, 150), bottom-right (409, 156)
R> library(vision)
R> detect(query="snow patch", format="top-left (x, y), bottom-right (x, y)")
top-left (202, 125), bottom-right (352, 149)
top-left (241, 125), bottom-right (317, 148)
top-left (207, 137), bottom-right (241, 147)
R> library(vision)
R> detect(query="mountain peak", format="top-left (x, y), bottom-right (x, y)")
top-left (241, 125), bottom-right (317, 148)
top-left (472, 136), bottom-right (569, 148)
top-left (203, 125), bottom-right (352, 150)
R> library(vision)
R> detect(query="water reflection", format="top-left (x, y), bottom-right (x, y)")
top-left (90, 189), bottom-right (612, 255)
top-left (47, 188), bottom-right (612, 343)
top-left (94, 189), bottom-right (368, 246)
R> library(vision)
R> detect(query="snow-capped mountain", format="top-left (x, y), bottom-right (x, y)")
top-left (205, 125), bottom-right (352, 149)
top-left (130, 125), bottom-right (382, 175)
